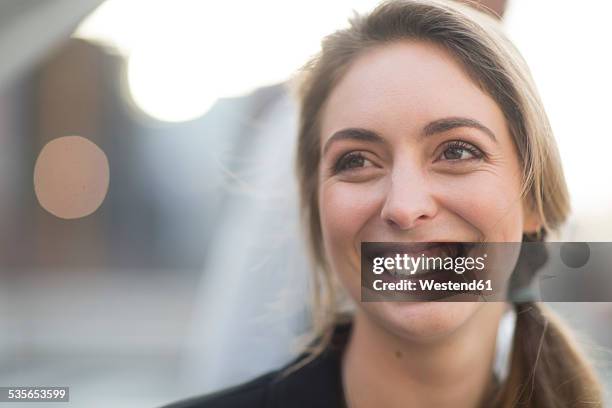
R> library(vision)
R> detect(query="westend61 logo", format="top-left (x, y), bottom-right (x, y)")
top-left (361, 242), bottom-right (499, 301)
top-left (369, 252), bottom-right (492, 293)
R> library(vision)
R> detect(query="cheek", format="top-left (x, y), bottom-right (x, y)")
top-left (319, 180), bottom-right (385, 276)
top-left (436, 167), bottom-right (524, 241)
top-left (319, 181), bottom-right (381, 245)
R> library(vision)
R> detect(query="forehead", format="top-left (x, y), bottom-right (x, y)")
top-left (320, 40), bottom-right (507, 141)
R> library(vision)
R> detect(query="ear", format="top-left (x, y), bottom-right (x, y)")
top-left (522, 199), bottom-right (541, 234)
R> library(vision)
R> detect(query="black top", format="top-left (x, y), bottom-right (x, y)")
top-left (162, 323), bottom-right (351, 408)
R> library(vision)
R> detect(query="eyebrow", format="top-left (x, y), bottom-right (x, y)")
top-left (322, 116), bottom-right (497, 155)
top-left (423, 117), bottom-right (497, 142)
top-left (322, 128), bottom-right (384, 155)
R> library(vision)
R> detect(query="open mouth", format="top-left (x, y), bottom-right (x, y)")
top-left (365, 242), bottom-right (474, 278)
top-left (361, 241), bottom-right (493, 301)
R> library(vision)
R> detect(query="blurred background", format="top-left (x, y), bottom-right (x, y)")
top-left (0, 0), bottom-right (611, 407)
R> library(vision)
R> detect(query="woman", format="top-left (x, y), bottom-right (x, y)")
top-left (165, 0), bottom-right (603, 406)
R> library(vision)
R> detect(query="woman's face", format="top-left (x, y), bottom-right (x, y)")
top-left (318, 41), bottom-right (539, 341)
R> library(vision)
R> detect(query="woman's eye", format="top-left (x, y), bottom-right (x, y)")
top-left (333, 152), bottom-right (374, 173)
top-left (438, 141), bottom-right (483, 162)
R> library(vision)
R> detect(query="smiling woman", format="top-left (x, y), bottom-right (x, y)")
top-left (163, 1), bottom-right (603, 407)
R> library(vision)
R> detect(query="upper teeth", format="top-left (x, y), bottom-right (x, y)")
top-left (389, 262), bottom-right (429, 277)
top-left (382, 244), bottom-right (463, 277)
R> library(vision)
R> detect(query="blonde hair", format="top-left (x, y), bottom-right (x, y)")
top-left (293, 0), bottom-right (602, 406)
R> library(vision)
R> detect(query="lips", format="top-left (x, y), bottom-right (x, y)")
top-left (361, 241), bottom-right (489, 301)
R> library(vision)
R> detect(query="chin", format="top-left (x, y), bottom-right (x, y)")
top-left (361, 301), bottom-right (483, 342)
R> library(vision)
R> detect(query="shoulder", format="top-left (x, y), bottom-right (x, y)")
top-left (160, 351), bottom-right (343, 408)
top-left (161, 321), bottom-right (352, 408)
top-left (160, 371), bottom-right (278, 408)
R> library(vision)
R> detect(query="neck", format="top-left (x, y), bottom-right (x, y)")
top-left (342, 303), bottom-right (506, 408)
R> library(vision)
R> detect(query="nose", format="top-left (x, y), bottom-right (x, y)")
top-left (380, 168), bottom-right (438, 230)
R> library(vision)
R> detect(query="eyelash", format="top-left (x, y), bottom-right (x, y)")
top-left (332, 152), bottom-right (370, 174)
top-left (331, 140), bottom-right (484, 174)
top-left (439, 140), bottom-right (484, 161)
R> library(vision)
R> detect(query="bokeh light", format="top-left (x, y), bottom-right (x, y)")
top-left (74, 0), bottom-right (378, 123)
top-left (34, 136), bottom-right (110, 219)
